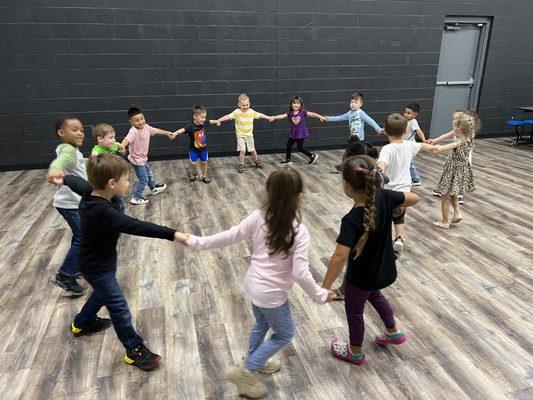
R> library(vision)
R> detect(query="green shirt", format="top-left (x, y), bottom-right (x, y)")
top-left (92, 143), bottom-right (119, 155)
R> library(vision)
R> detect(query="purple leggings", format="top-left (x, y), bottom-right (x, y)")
top-left (345, 281), bottom-right (396, 347)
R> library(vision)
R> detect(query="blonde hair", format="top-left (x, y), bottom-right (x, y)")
top-left (454, 108), bottom-right (481, 137)
top-left (92, 123), bottom-right (115, 140)
top-left (453, 112), bottom-right (477, 140)
top-left (238, 93), bottom-right (249, 103)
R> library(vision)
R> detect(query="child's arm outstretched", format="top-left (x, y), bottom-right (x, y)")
top-left (291, 227), bottom-right (336, 303)
top-left (209, 119), bottom-right (221, 126)
top-left (102, 207), bottom-right (177, 240)
top-left (325, 110), bottom-right (351, 122)
top-left (360, 110), bottom-right (383, 134)
top-left (426, 130), bottom-right (454, 144)
top-left (271, 113), bottom-right (288, 121)
top-left (46, 143), bottom-right (78, 184)
top-left (213, 113), bottom-right (234, 125)
top-left (434, 140), bottom-right (461, 154)
top-left (420, 143), bottom-right (436, 153)
top-left (307, 111), bottom-right (327, 122)
top-left (169, 127), bottom-right (186, 139)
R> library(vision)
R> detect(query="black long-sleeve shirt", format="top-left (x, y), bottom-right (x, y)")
top-left (63, 175), bottom-right (176, 274)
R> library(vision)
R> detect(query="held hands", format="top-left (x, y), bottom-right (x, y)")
top-left (268, 116), bottom-right (275, 123)
top-left (433, 145), bottom-right (441, 154)
top-left (425, 139), bottom-right (434, 144)
top-left (117, 142), bottom-right (127, 155)
top-left (174, 231), bottom-right (189, 245)
top-left (46, 169), bottom-right (64, 186)
top-left (379, 128), bottom-right (386, 135)
top-left (326, 289), bottom-right (337, 302)
top-left (213, 120), bottom-right (221, 126)
top-left (319, 116), bottom-right (328, 122)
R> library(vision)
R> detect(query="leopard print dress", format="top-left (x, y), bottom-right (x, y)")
top-left (436, 139), bottom-right (475, 196)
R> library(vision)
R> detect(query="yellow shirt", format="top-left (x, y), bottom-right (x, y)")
top-left (232, 108), bottom-right (259, 135)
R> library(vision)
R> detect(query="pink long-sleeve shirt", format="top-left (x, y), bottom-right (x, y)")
top-left (187, 209), bottom-right (328, 308)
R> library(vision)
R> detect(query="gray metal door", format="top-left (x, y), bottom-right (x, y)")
top-left (429, 18), bottom-right (490, 136)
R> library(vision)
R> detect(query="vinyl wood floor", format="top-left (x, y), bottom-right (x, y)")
top-left (0, 138), bottom-right (531, 400)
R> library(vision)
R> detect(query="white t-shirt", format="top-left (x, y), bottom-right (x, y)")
top-left (403, 118), bottom-right (420, 141)
top-left (378, 141), bottom-right (422, 192)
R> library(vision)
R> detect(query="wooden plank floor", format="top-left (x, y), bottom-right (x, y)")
top-left (0, 138), bottom-right (531, 400)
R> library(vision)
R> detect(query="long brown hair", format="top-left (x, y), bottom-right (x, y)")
top-left (263, 167), bottom-right (303, 258)
top-left (342, 155), bottom-right (383, 258)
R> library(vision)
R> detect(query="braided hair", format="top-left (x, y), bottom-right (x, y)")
top-left (342, 155), bottom-right (383, 258)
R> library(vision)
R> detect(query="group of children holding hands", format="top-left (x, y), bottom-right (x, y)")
top-left (45, 91), bottom-right (479, 398)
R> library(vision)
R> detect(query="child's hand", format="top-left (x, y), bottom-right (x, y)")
top-left (326, 289), bottom-right (337, 302)
top-left (380, 128), bottom-right (386, 135)
top-left (46, 170), bottom-right (64, 185)
top-left (433, 145), bottom-right (440, 154)
top-left (320, 116), bottom-right (328, 122)
top-left (268, 116), bottom-right (275, 123)
top-left (213, 120), bottom-right (221, 126)
top-left (174, 232), bottom-right (189, 244)
top-left (392, 206), bottom-right (405, 218)
top-left (425, 139), bottom-right (434, 144)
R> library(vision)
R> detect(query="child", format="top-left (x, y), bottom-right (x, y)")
top-left (214, 93), bottom-right (273, 173)
top-left (46, 116), bottom-right (88, 296)
top-left (272, 96), bottom-right (326, 165)
top-left (54, 154), bottom-right (180, 371)
top-left (332, 135), bottom-right (380, 174)
top-left (428, 108), bottom-right (481, 204)
top-left (171, 105), bottom-right (221, 184)
top-left (403, 103), bottom-right (427, 186)
top-left (121, 107), bottom-right (174, 205)
top-left (91, 123), bottom-right (126, 213)
top-left (432, 112), bottom-right (477, 229)
top-left (325, 92), bottom-right (383, 140)
top-left (377, 113), bottom-right (435, 252)
top-left (175, 168), bottom-right (335, 398)
top-left (322, 155), bottom-right (420, 365)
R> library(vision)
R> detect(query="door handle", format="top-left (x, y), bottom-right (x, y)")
top-left (436, 78), bottom-right (474, 86)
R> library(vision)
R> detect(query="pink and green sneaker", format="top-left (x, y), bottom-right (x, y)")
top-left (330, 339), bottom-right (366, 365)
top-left (375, 331), bottom-right (407, 346)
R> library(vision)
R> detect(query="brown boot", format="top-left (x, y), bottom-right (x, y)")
top-left (227, 365), bottom-right (267, 398)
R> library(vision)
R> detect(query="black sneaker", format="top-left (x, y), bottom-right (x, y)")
top-left (280, 159), bottom-right (292, 165)
top-left (238, 164), bottom-right (245, 173)
top-left (308, 154), bottom-right (318, 165)
top-left (51, 273), bottom-right (85, 296)
top-left (71, 317), bottom-right (112, 337)
top-left (189, 172), bottom-right (198, 182)
top-left (201, 176), bottom-right (211, 184)
top-left (124, 343), bottom-right (162, 371)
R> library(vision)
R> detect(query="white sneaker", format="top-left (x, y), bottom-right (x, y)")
top-left (393, 237), bottom-right (404, 253)
top-left (227, 365), bottom-right (267, 399)
top-left (412, 180), bottom-right (421, 186)
top-left (130, 197), bottom-right (149, 205)
top-left (148, 184), bottom-right (167, 196)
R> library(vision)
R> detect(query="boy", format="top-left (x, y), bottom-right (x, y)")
top-left (377, 113), bottom-right (434, 252)
top-left (171, 105), bottom-right (220, 184)
top-left (46, 116), bottom-right (88, 296)
top-left (91, 123), bottom-right (126, 157)
top-left (332, 135), bottom-right (380, 174)
top-left (91, 123), bottom-right (127, 212)
top-left (403, 103), bottom-right (426, 186)
top-left (325, 92), bottom-right (383, 140)
top-left (55, 154), bottom-right (179, 371)
top-left (121, 107), bottom-right (173, 205)
top-left (214, 93), bottom-right (273, 173)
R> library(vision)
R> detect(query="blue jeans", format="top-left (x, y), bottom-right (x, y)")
top-left (74, 271), bottom-right (143, 350)
top-left (132, 163), bottom-right (156, 199)
top-left (244, 300), bottom-right (295, 372)
top-left (114, 196), bottom-right (125, 214)
top-left (56, 208), bottom-right (81, 278)
top-left (410, 161), bottom-right (420, 182)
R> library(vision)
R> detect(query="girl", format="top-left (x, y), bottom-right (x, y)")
top-left (322, 155), bottom-right (420, 365)
top-left (175, 168), bottom-right (335, 398)
top-left (272, 96), bottom-right (326, 165)
top-left (432, 111), bottom-right (477, 228)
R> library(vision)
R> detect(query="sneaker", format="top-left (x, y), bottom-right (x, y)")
top-left (227, 365), bottom-right (267, 399)
top-left (238, 164), bottom-right (245, 173)
top-left (308, 153), bottom-right (318, 165)
top-left (280, 159), bottom-right (292, 165)
top-left (458, 195), bottom-right (464, 205)
top-left (330, 339), bottom-right (366, 365)
top-left (412, 180), bottom-right (421, 186)
top-left (242, 355), bottom-right (281, 375)
top-left (432, 188), bottom-right (442, 197)
top-left (375, 331), bottom-right (407, 346)
top-left (393, 236), bottom-right (404, 253)
top-left (148, 184), bottom-right (167, 195)
top-left (201, 176), bottom-right (211, 184)
top-left (51, 273), bottom-right (85, 296)
top-left (124, 343), bottom-right (162, 371)
top-left (130, 197), bottom-right (149, 205)
top-left (71, 317), bottom-right (112, 337)
top-left (254, 160), bottom-right (264, 168)
top-left (189, 172), bottom-right (198, 182)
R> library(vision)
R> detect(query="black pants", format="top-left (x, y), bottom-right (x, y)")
top-left (286, 138), bottom-right (312, 160)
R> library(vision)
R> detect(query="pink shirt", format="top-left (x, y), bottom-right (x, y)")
top-left (187, 210), bottom-right (328, 308)
top-left (125, 124), bottom-right (157, 165)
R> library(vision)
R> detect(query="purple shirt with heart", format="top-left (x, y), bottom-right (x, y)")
top-left (287, 109), bottom-right (309, 139)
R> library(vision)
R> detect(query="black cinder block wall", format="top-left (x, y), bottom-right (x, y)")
top-left (1, 0), bottom-right (532, 169)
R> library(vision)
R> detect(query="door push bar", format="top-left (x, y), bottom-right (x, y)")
top-left (436, 77), bottom-right (474, 87)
